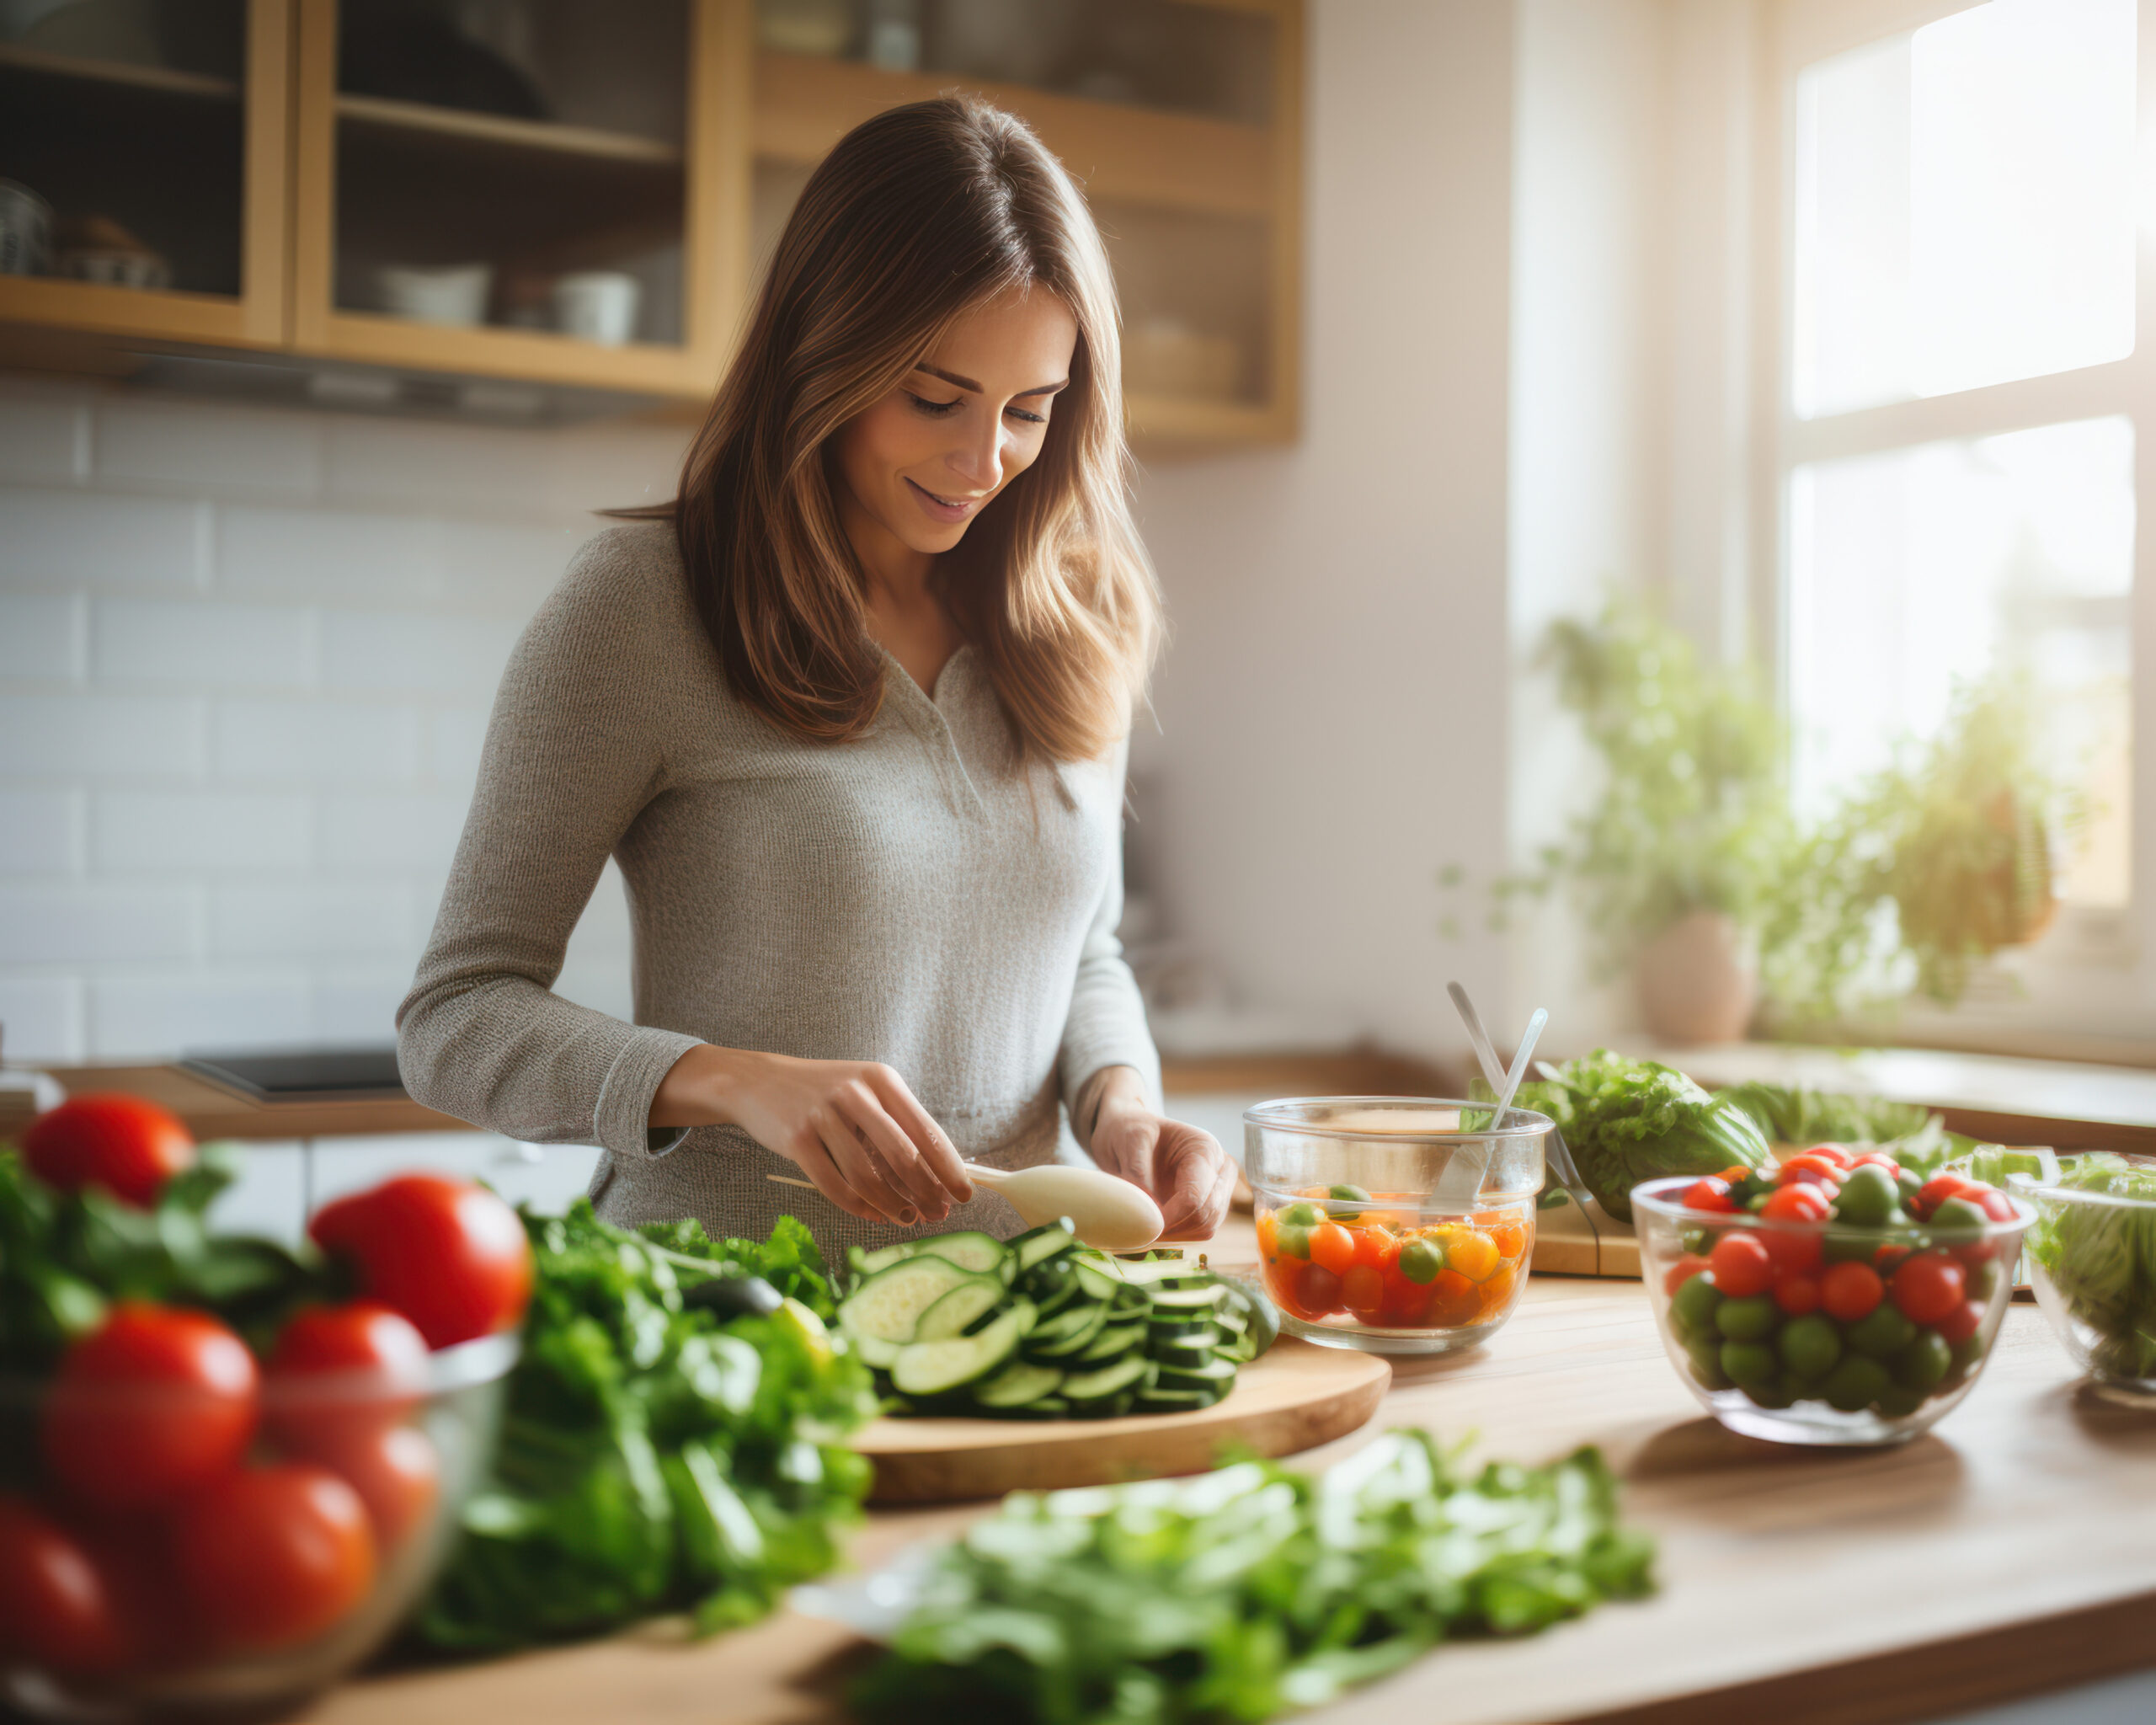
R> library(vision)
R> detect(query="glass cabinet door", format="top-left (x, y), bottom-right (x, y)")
top-left (0, 0), bottom-right (291, 346)
top-left (292, 0), bottom-right (748, 395)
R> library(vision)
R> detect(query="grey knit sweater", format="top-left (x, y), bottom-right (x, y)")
top-left (395, 523), bottom-right (1162, 1258)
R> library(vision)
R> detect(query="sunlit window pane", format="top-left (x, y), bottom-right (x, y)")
top-left (1793, 0), bottom-right (2136, 419)
top-left (1788, 417), bottom-right (2133, 906)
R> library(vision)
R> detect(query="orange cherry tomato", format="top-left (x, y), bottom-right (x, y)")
top-left (1428, 1269), bottom-right (1481, 1327)
top-left (1476, 1264), bottom-right (1518, 1320)
top-left (1662, 1253), bottom-right (1710, 1295)
top-left (1708, 1232), bottom-right (1774, 1298)
top-left (1488, 1220), bottom-right (1527, 1259)
top-left (1820, 1260), bottom-right (1884, 1322)
top-left (1352, 1226), bottom-right (1398, 1272)
top-left (1254, 1208), bottom-right (1278, 1257)
top-left (1307, 1222), bottom-right (1358, 1277)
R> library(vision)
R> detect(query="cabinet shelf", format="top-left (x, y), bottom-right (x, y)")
top-left (0, 40), bottom-right (237, 100)
top-left (752, 52), bottom-right (1271, 219)
top-left (334, 93), bottom-right (683, 168)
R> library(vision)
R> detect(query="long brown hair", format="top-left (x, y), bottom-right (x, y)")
top-left (634, 97), bottom-right (1160, 762)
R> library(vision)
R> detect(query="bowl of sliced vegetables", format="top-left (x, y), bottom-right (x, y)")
top-left (1244, 1097), bottom-right (1548, 1355)
top-left (836, 1225), bottom-right (1276, 1420)
top-left (2024, 1153), bottom-right (2156, 1402)
top-left (1635, 1148), bottom-right (2032, 1445)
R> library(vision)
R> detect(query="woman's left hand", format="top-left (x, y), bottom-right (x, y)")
top-left (1086, 1076), bottom-right (1238, 1241)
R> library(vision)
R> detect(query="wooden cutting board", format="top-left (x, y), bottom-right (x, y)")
top-left (854, 1336), bottom-right (1390, 1503)
top-left (1529, 1194), bottom-right (1643, 1279)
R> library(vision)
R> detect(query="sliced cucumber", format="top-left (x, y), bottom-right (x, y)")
top-left (1026, 1300), bottom-right (1110, 1359)
top-left (1150, 1325), bottom-right (1222, 1363)
top-left (912, 1274), bottom-right (1009, 1341)
top-left (908, 1231), bottom-right (1010, 1279)
top-left (1061, 1354), bottom-right (1153, 1405)
top-left (840, 1253), bottom-right (977, 1344)
top-left (1148, 1284), bottom-right (1225, 1311)
top-left (1072, 1262), bottom-right (1126, 1304)
top-left (852, 1333), bottom-right (900, 1370)
top-left (890, 1300), bottom-right (1035, 1397)
top-left (851, 1241), bottom-right (922, 1280)
top-left (1156, 1355), bottom-right (1238, 1391)
top-left (1217, 1281), bottom-right (1281, 1359)
top-left (1004, 1396), bottom-right (1072, 1421)
top-left (1012, 1221), bottom-right (1077, 1272)
top-left (1108, 1258), bottom-right (1197, 1287)
top-left (1024, 1257), bottom-right (1084, 1316)
top-left (1075, 1322), bottom-right (1146, 1364)
top-left (1136, 1386), bottom-right (1224, 1414)
top-left (971, 1359), bottom-right (1065, 1408)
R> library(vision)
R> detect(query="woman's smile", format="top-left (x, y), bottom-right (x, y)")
top-left (904, 476), bottom-right (985, 523)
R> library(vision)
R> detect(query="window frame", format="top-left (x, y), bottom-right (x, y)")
top-left (1756, 0), bottom-right (2156, 1049)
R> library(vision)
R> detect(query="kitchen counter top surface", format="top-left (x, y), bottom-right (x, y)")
top-left (307, 1220), bottom-right (2156, 1725)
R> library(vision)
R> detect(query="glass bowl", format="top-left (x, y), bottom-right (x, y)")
top-left (1244, 1097), bottom-right (1550, 1355)
top-left (2023, 1155), bottom-right (2156, 1402)
top-left (1633, 1175), bottom-right (2031, 1446)
top-left (0, 1331), bottom-right (516, 1720)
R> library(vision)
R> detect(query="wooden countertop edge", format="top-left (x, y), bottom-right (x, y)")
top-left (1562, 1588), bottom-right (2156, 1725)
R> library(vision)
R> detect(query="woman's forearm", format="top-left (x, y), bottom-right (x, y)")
top-left (648, 1042), bottom-right (760, 1129)
top-left (1075, 1064), bottom-right (1147, 1152)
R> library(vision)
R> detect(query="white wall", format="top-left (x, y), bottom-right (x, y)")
top-left (1134, 0), bottom-right (1518, 1073)
top-left (0, 377), bottom-right (687, 1063)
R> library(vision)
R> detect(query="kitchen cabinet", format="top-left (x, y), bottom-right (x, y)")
top-left (0, 0), bottom-right (1301, 447)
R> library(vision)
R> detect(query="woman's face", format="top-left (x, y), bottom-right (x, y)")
top-left (833, 288), bottom-right (1080, 565)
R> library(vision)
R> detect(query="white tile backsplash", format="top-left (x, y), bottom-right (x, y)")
top-left (0, 382), bottom-right (686, 1062)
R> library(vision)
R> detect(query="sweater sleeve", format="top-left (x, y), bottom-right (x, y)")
top-left (1056, 745), bottom-right (1164, 1124)
top-left (396, 530), bottom-right (702, 1162)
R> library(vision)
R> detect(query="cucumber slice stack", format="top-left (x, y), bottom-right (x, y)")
top-left (836, 1221), bottom-right (1278, 1420)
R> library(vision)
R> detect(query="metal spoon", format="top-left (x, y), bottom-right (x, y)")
top-left (1435, 985), bottom-right (1546, 1209)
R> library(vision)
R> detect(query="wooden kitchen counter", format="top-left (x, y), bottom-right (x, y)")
top-left (308, 1238), bottom-right (2156, 1725)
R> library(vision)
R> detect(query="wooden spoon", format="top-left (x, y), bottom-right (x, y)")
top-left (766, 1161), bottom-right (1163, 1251)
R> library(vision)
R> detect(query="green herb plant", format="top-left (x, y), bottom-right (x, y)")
top-left (415, 1204), bottom-right (878, 1652)
top-left (852, 1429), bottom-right (1653, 1724)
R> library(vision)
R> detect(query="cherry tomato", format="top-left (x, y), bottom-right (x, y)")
top-left (1253, 1209), bottom-right (1278, 1257)
top-left (1342, 1264), bottom-right (1386, 1325)
top-left (1934, 1299), bottom-right (1986, 1348)
top-left (1776, 1154), bottom-right (1844, 1188)
top-left (1820, 1260), bottom-right (1884, 1323)
top-left (1803, 1144), bottom-right (1855, 1169)
top-left (1427, 1269), bottom-right (1480, 1327)
top-left (309, 1174), bottom-right (532, 1348)
top-left (1848, 1151), bottom-right (1900, 1173)
top-left (1889, 1252), bottom-right (1966, 1327)
top-left (1381, 1276), bottom-right (1435, 1327)
top-left (266, 1302), bottom-right (430, 1457)
top-left (1772, 1270), bottom-right (1822, 1316)
top-left (1684, 1177), bottom-right (1737, 1214)
top-left (1487, 1220), bottom-right (1527, 1258)
top-left (1444, 1230), bottom-right (1500, 1283)
top-left (1762, 1183), bottom-right (1831, 1223)
top-left (22, 1094), bottom-right (195, 1209)
top-left (0, 1498), bottom-right (129, 1674)
top-left (1913, 1172), bottom-right (1979, 1220)
top-left (1662, 1253), bottom-right (1710, 1295)
top-left (312, 1425), bottom-right (440, 1551)
top-left (1351, 1226), bottom-right (1399, 1272)
top-left (1304, 1222), bottom-right (1357, 1278)
top-left (1262, 1258), bottom-right (1315, 1322)
top-left (1974, 1188), bottom-right (2019, 1225)
top-left (173, 1464), bottom-right (375, 1653)
top-left (1476, 1264), bottom-right (1518, 1319)
top-left (44, 1304), bottom-right (258, 1510)
top-left (1761, 1220), bottom-right (1825, 1275)
top-left (1707, 1232), bottom-right (1773, 1299)
top-left (1298, 1262), bottom-right (1345, 1317)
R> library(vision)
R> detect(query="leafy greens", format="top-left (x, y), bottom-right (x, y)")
top-left (414, 1203), bottom-right (877, 1652)
top-left (2025, 1154), bottom-right (2156, 1381)
top-left (1715, 1081), bottom-right (1956, 1174)
top-left (1508, 1050), bottom-right (1770, 1222)
top-left (852, 1429), bottom-right (1653, 1724)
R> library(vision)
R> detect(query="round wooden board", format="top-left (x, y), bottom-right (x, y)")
top-left (852, 1336), bottom-right (1392, 1503)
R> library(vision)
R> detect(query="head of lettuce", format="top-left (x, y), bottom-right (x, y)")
top-left (1513, 1049), bottom-right (1772, 1223)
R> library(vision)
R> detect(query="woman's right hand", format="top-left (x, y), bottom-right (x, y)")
top-left (653, 1046), bottom-right (972, 1226)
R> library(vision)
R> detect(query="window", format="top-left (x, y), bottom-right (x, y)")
top-left (1777, 0), bottom-right (2148, 1017)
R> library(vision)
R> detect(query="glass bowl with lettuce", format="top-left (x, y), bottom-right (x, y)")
top-left (2025, 1154), bottom-right (2156, 1402)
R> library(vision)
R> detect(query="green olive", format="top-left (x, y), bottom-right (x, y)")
top-left (1397, 1236), bottom-right (1444, 1284)
top-left (1876, 1383), bottom-right (1929, 1418)
top-left (1822, 1354), bottom-right (1892, 1412)
top-left (1744, 1375), bottom-right (1796, 1410)
top-left (1715, 1295), bottom-right (1778, 1343)
top-left (1280, 1201), bottom-right (1322, 1230)
top-left (1834, 1165), bottom-right (1900, 1228)
top-left (1847, 1303), bottom-right (1917, 1359)
top-left (1894, 1329), bottom-right (1952, 1391)
top-left (1779, 1313), bottom-right (1842, 1381)
top-left (1721, 1340), bottom-right (1780, 1386)
top-left (1671, 1270), bottom-right (1724, 1334)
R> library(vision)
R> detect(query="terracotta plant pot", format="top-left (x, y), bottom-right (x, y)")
top-left (1634, 909), bottom-right (1758, 1045)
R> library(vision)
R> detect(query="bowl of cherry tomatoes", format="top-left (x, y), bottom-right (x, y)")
top-left (1634, 1148), bottom-right (2033, 1446)
top-left (1245, 1097), bottom-right (1550, 1354)
top-left (1, 1097), bottom-right (531, 1720)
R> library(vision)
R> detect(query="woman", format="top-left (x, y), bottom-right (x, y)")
top-left (397, 97), bottom-right (1235, 1254)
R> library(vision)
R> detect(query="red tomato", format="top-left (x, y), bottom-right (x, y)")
top-left (1683, 1177), bottom-right (1737, 1214)
top-left (1761, 1183), bottom-right (1831, 1223)
top-left (1974, 1188), bottom-right (2019, 1225)
top-left (44, 1304), bottom-right (258, 1511)
top-left (1381, 1277), bottom-right (1435, 1327)
top-left (21, 1095), bottom-right (194, 1210)
top-left (309, 1174), bottom-right (532, 1348)
top-left (1762, 1223), bottom-right (1824, 1274)
top-left (311, 1425), bottom-right (440, 1551)
top-left (1776, 1155), bottom-right (1843, 1188)
top-left (1913, 1172), bottom-right (1978, 1220)
top-left (266, 1302), bottom-right (431, 1457)
top-left (1890, 1252), bottom-right (1966, 1327)
top-left (1662, 1253), bottom-right (1710, 1295)
top-left (1298, 1263), bottom-right (1345, 1317)
top-left (1342, 1264), bottom-right (1386, 1324)
top-left (1872, 1242), bottom-right (1912, 1278)
top-left (1772, 1271), bottom-right (1822, 1316)
top-left (173, 1465), bottom-right (375, 1653)
top-left (1351, 1226), bottom-right (1399, 1272)
top-left (1427, 1269), bottom-right (1481, 1327)
top-left (1803, 1144), bottom-right (1855, 1169)
top-left (1849, 1151), bottom-right (1901, 1174)
top-left (0, 1498), bottom-right (130, 1674)
top-left (1707, 1232), bottom-right (1774, 1298)
top-left (1935, 1299), bottom-right (1986, 1348)
top-left (1820, 1260), bottom-right (1884, 1322)
top-left (1306, 1222), bottom-right (1357, 1277)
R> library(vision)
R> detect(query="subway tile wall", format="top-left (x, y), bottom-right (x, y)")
top-left (0, 377), bottom-right (690, 1065)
